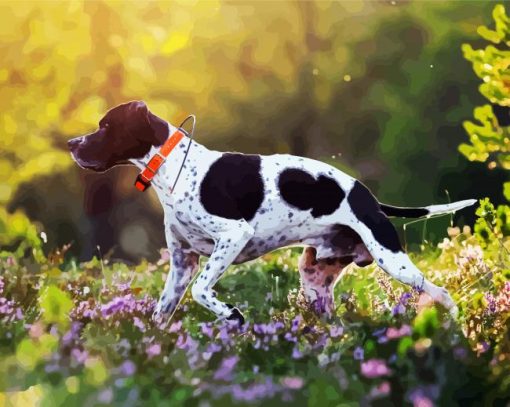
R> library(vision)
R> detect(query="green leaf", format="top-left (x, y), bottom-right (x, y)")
top-left (39, 285), bottom-right (74, 330)
top-left (413, 307), bottom-right (439, 338)
top-left (504, 182), bottom-right (510, 202)
top-left (477, 26), bottom-right (501, 44)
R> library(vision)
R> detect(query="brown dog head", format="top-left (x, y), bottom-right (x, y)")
top-left (68, 101), bottom-right (169, 172)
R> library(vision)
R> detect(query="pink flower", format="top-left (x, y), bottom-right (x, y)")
top-left (361, 359), bottom-right (391, 378)
top-left (146, 343), bottom-right (161, 358)
top-left (386, 325), bottom-right (412, 340)
top-left (413, 396), bottom-right (434, 407)
top-left (281, 376), bottom-right (304, 389)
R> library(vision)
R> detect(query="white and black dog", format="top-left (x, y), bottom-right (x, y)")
top-left (68, 101), bottom-right (475, 325)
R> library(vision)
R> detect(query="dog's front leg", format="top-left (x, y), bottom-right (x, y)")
top-left (190, 218), bottom-right (254, 325)
top-left (153, 247), bottom-right (199, 322)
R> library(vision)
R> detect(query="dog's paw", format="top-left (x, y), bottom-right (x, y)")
top-left (226, 303), bottom-right (245, 327)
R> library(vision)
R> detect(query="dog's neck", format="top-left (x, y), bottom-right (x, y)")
top-left (129, 121), bottom-right (205, 201)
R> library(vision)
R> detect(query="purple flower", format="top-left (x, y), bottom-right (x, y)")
top-left (176, 334), bottom-right (198, 352)
top-left (169, 320), bottom-right (182, 333)
top-left (98, 388), bottom-right (113, 404)
top-left (373, 327), bottom-right (388, 344)
top-left (353, 346), bottom-right (364, 361)
top-left (213, 355), bottom-right (239, 381)
top-left (329, 325), bottom-right (344, 338)
top-left (62, 322), bottom-right (83, 347)
top-left (133, 317), bottom-right (146, 332)
top-left (291, 315), bottom-right (302, 332)
top-left (485, 293), bottom-right (497, 314)
top-left (71, 348), bottom-right (88, 364)
top-left (200, 322), bottom-right (214, 338)
top-left (146, 343), bottom-right (161, 358)
top-left (0, 296), bottom-right (23, 323)
top-left (392, 291), bottom-right (413, 316)
top-left (119, 360), bottom-right (136, 376)
top-left (292, 346), bottom-right (303, 359)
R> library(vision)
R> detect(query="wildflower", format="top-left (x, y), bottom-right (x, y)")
top-left (168, 320), bottom-right (182, 333)
top-left (284, 332), bottom-right (297, 343)
top-left (213, 356), bottom-right (239, 381)
top-left (133, 317), bottom-right (146, 332)
top-left (281, 376), bottom-right (304, 390)
top-left (329, 325), bottom-right (344, 338)
top-left (292, 346), bottom-right (303, 359)
top-left (98, 387), bottom-right (113, 404)
top-left (0, 296), bottom-right (23, 323)
top-left (119, 360), bottom-right (136, 376)
top-left (72, 299), bottom-right (98, 320)
top-left (62, 322), bottom-right (83, 346)
top-left (146, 343), bottom-right (161, 358)
top-left (290, 315), bottom-right (302, 332)
top-left (71, 348), bottom-right (88, 365)
top-left (386, 325), bottom-right (412, 340)
top-left (353, 346), bottom-right (364, 361)
top-left (392, 292), bottom-right (413, 316)
top-left (200, 322), bottom-right (214, 338)
top-left (176, 334), bottom-right (198, 352)
top-left (360, 359), bottom-right (391, 378)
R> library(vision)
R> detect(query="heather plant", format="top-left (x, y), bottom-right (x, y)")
top-left (0, 201), bottom-right (509, 406)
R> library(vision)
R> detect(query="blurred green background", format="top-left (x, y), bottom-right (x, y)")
top-left (0, 0), bottom-right (505, 262)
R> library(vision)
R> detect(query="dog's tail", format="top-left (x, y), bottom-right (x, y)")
top-left (380, 199), bottom-right (477, 219)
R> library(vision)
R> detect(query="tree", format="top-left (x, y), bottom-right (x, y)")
top-left (461, 4), bottom-right (510, 201)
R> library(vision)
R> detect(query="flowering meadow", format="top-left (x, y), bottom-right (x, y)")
top-left (0, 199), bottom-right (509, 406)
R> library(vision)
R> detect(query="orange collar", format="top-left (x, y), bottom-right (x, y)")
top-left (134, 129), bottom-right (185, 192)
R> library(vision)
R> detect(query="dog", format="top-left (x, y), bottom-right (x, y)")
top-left (68, 101), bottom-right (476, 325)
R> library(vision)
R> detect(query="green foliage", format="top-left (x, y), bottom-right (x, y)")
top-left (462, 4), bottom-right (510, 200)
top-left (0, 205), bottom-right (509, 405)
top-left (474, 197), bottom-right (510, 246)
top-left (38, 285), bottom-right (74, 330)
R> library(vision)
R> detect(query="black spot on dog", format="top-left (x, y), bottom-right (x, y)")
top-left (278, 168), bottom-right (345, 217)
top-left (347, 181), bottom-right (403, 253)
top-left (324, 275), bottom-right (333, 286)
top-left (379, 204), bottom-right (429, 218)
top-left (200, 153), bottom-right (264, 221)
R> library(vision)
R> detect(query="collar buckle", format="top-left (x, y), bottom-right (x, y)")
top-left (134, 173), bottom-right (151, 192)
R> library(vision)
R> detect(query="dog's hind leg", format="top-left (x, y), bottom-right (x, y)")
top-left (153, 247), bottom-right (199, 322)
top-left (343, 182), bottom-right (458, 316)
top-left (298, 247), bottom-right (347, 316)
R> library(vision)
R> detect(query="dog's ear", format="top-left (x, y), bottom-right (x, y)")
top-left (125, 101), bottom-right (168, 145)
top-left (147, 109), bottom-right (169, 145)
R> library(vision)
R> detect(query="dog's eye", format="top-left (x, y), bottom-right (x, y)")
top-left (100, 122), bottom-right (109, 129)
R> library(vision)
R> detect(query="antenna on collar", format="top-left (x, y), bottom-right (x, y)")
top-left (134, 114), bottom-right (196, 192)
top-left (171, 114), bottom-right (196, 193)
